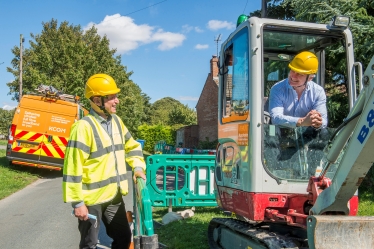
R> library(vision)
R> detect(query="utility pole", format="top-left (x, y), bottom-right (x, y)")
top-left (19, 34), bottom-right (24, 100)
top-left (214, 34), bottom-right (221, 57)
top-left (261, 0), bottom-right (267, 18)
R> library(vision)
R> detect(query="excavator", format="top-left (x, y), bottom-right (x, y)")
top-left (208, 14), bottom-right (374, 248)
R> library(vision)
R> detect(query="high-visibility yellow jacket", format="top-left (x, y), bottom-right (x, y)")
top-left (62, 113), bottom-right (145, 206)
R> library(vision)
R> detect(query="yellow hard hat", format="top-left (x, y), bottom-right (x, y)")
top-left (85, 74), bottom-right (120, 99)
top-left (288, 51), bottom-right (318, 74)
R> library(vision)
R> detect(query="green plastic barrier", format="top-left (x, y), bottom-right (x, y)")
top-left (146, 154), bottom-right (217, 207)
top-left (133, 178), bottom-right (154, 236)
top-left (132, 177), bottom-right (158, 249)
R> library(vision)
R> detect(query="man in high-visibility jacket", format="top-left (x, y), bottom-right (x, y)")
top-left (63, 73), bottom-right (146, 249)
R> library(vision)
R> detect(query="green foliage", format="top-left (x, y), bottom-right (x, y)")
top-left (149, 97), bottom-right (181, 125)
top-left (358, 163), bottom-right (374, 215)
top-left (168, 104), bottom-right (197, 126)
top-left (141, 93), bottom-right (153, 125)
top-left (6, 19), bottom-right (150, 136)
top-left (137, 124), bottom-right (175, 153)
top-left (250, 0), bottom-right (295, 20)
top-left (325, 83), bottom-right (349, 127)
top-left (283, 0), bottom-right (374, 68)
top-left (0, 109), bottom-right (15, 137)
top-left (149, 97), bottom-right (197, 127)
top-left (252, 0), bottom-right (374, 74)
top-left (198, 138), bottom-right (218, 150)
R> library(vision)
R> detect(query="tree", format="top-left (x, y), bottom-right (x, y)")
top-left (284, 0), bottom-right (374, 68)
top-left (148, 97), bottom-right (181, 125)
top-left (148, 97), bottom-right (197, 127)
top-left (167, 104), bottom-right (197, 127)
top-left (137, 124), bottom-right (175, 153)
top-left (0, 108), bottom-right (15, 138)
top-left (6, 19), bottom-right (150, 135)
top-left (251, 0), bottom-right (374, 69)
top-left (250, 0), bottom-right (295, 20)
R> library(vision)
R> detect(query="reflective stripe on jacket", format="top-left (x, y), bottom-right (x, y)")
top-left (62, 114), bottom-right (145, 206)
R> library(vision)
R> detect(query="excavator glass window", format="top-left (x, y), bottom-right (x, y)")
top-left (262, 26), bottom-right (350, 181)
top-left (221, 28), bottom-right (249, 123)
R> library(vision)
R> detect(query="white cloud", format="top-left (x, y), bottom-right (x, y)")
top-left (195, 44), bottom-right (209, 50)
top-left (194, 27), bottom-right (204, 33)
top-left (207, 20), bottom-right (235, 31)
top-left (84, 14), bottom-right (186, 53)
top-left (152, 29), bottom-right (186, 51)
top-left (2, 105), bottom-right (16, 110)
top-left (182, 25), bottom-right (204, 33)
top-left (179, 96), bottom-right (199, 101)
top-left (182, 25), bottom-right (193, 33)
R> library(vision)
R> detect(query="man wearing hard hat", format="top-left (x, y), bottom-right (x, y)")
top-left (63, 74), bottom-right (146, 249)
top-left (269, 51), bottom-right (328, 129)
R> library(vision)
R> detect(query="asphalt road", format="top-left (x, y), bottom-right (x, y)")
top-left (0, 166), bottom-right (134, 249)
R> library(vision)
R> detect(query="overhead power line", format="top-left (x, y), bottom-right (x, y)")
top-left (242, 0), bottom-right (249, 13)
top-left (96, 0), bottom-right (168, 25)
top-left (124, 0), bottom-right (167, 16)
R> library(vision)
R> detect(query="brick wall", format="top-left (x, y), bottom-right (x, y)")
top-left (196, 55), bottom-right (219, 144)
top-left (176, 125), bottom-right (199, 148)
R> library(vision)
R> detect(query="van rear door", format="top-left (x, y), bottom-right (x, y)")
top-left (9, 96), bottom-right (48, 166)
top-left (39, 99), bottom-right (77, 168)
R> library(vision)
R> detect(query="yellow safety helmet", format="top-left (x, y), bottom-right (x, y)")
top-left (85, 74), bottom-right (120, 99)
top-left (288, 51), bottom-right (318, 75)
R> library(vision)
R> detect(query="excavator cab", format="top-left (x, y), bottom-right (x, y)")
top-left (261, 28), bottom-right (351, 183)
top-left (210, 15), bottom-right (374, 248)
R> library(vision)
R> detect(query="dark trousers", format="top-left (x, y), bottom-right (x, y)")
top-left (78, 190), bottom-right (131, 249)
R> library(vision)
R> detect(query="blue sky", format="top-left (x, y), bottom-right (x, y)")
top-left (0, 0), bottom-right (261, 110)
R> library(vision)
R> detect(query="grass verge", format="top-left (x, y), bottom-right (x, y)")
top-left (358, 194), bottom-right (374, 215)
top-left (0, 139), bottom-right (7, 146)
top-left (0, 150), bottom-right (40, 200)
top-left (153, 206), bottom-right (226, 249)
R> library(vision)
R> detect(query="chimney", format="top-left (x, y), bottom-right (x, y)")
top-left (210, 55), bottom-right (219, 83)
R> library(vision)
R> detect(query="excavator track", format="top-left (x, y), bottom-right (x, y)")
top-left (208, 218), bottom-right (308, 249)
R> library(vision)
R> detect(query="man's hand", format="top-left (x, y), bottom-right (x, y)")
top-left (133, 170), bottom-right (146, 183)
top-left (74, 205), bottom-right (89, 221)
top-left (310, 110), bottom-right (323, 128)
top-left (297, 110), bottom-right (322, 128)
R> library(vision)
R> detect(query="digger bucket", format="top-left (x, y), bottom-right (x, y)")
top-left (307, 215), bottom-right (374, 249)
top-left (133, 177), bottom-right (159, 249)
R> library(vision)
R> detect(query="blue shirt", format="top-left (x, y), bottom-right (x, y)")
top-left (269, 78), bottom-right (328, 128)
top-left (89, 108), bottom-right (113, 135)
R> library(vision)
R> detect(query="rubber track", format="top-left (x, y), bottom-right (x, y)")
top-left (208, 218), bottom-right (305, 249)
